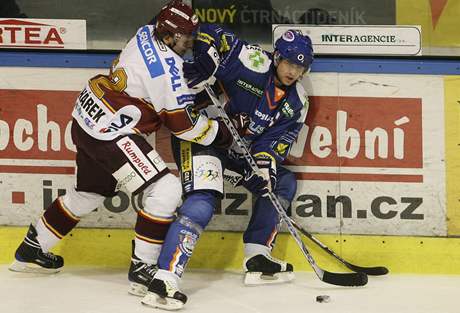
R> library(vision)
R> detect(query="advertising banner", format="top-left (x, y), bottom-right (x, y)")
top-left (288, 73), bottom-right (445, 236)
top-left (0, 19), bottom-right (86, 49)
top-left (193, 0), bottom-right (396, 45)
top-left (0, 67), bottom-right (446, 236)
top-left (273, 25), bottom-right (422, 55)
top-left (396, 0), bottom-right (460, 55)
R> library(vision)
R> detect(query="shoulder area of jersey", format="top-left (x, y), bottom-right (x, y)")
top-left (293, 81), bottom-right (309, 109)
top-left (238, 44), bottom-right (272, 74)
top-left (135, 24), bottom-right (182, 60)
top-left (133, 24), bottom-right (184, 79)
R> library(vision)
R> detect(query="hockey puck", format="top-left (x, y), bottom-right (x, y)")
top-left (316, 295), bottom-right (330, 303)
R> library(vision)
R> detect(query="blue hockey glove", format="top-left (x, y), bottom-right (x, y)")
top-left (183, 44), bottom-right (220, 89)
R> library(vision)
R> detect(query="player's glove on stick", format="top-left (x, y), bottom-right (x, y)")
top-left (183, 43), bottom-right (220, 89)
top-left (230, 112), bottom-right (250, 137)
top-left (236, 153), bottom-right (277, 196)
top-left (236, 169), bottom-right (268, 196)
top-left (253, 153), bottom-right (277, 196)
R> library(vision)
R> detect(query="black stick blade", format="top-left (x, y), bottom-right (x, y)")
top-left (345, 263), bottom-right (389, 276)
top-left (322, 271), bottom-right (368, 287)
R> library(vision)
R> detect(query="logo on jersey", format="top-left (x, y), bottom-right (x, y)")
top-left (100, 114), bottom-right (133, 133)
top-left (254, 109), bottom-right (274, 122)
top-left (236, 79), bottom-right (263, 98)
top-left (165, 57), bottom-right (181, 91)
top-left (185, 104), bottom-right (200, 125)
top-left (248, 50), bottom-right (265, 69)
top-left (239, 45), bottom-right (271, 73)
top-left (176, 94), bottom-right (195, 106)
top-left (195, 162), bottom-right (219, 181)
top-left (273, 140), bottom-right (290, 158)
top-left (281, 101), bottom-right (294, 118)
top-left (136, 26), bottom-right (165, 78)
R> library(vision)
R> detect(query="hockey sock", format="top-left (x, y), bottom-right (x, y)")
top-left (37, 197), bottom-right (80, 252)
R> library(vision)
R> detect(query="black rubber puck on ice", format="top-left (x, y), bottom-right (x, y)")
top-left (316, 295), bottom-right (331, 303)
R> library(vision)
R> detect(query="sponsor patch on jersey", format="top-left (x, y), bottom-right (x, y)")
top-left (180, 141), bottom-right (193, 191)
top-left (192, 155), bottom-right (223, 193)
top-left (273, 140), bottom-right (290, 158)
top-left (156, 37), bottom-right (167, 52)
top-left (281, 101), bottom-right (294, 118)
top-left (238, 45), bottom-right (271, 73)
top-left (116, 137), bottom-right (158, 181)
top-left (236, 79), bottom-right (264, 98)
top-left (165, 57), bottom-right (182, 91)
top-left (195, 162), bottom-right (220, 182)
top-left (176, 94), bottom-right (195, 106)
top-left (136, 26), bottom-right (165, 78)
top-left (185, 104), bottom-right (200, 125)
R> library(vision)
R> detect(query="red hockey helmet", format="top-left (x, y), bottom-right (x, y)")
top-left (156, 1), bottom-right (199, 35)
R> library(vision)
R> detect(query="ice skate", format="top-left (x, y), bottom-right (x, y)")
top-left (141, 269), bottom-right (187, 311)
top-left (9, 224), bottom-right (64, 274)
top-left (128, 240), bottom-right (158, 296)
top-left (243, 253), bottom-right (294, 286)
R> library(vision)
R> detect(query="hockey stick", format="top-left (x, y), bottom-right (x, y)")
top-left (204, 84), bottom-right (367, 287)
top-left (288, 217), bottom-right (389, 276)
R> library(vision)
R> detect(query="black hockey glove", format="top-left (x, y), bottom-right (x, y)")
top-left (236, 153), bottom-right (277, 196)
top-left (231, 112), bottom-right (250, 137)
top-left (236, 168), bottom-right (268, 196)
top-left (183, 43), bottom-right (220, 89)
top-left (253, 153), bottom-right (277, 196)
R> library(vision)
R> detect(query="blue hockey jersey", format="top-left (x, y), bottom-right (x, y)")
top-left (197, 24), bottom-right (309, 163)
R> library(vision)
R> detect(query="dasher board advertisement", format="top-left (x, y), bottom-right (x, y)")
top-left (0, 67), bottom-right (445, 236)
top-left (0, 19), bottom-right (86, 49)
top-left (288, 73), bottom-right (445, 236)
top-left (273, 25), bottom-right (422, 56)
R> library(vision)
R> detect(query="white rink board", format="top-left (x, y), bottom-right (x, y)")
top-left (0, 68), bottom-right (446, 236)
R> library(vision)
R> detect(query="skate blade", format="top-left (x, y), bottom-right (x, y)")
top-left (141, 291), bottom-right (184, 311)
top-left (128, 282), bottom-right (148, 297)
top-left (244, 271), bottom-right (295, 286)
top-left (9, 260), bottom-right (60, 274)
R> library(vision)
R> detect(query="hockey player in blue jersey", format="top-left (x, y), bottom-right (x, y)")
top-left (141, 25), bottom-right (313, 311)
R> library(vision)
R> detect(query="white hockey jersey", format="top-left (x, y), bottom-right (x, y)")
top-left (72, 25), bottom-right (219, 145)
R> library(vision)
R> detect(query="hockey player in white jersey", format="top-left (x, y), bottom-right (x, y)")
top-left (9, 0), bottom-right (233, 298)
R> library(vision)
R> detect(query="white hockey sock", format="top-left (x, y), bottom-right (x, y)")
top-left (35, 218), bottom-right (61, 253)
top-left (134, 237), bottom-right (161, 265)
top-left (244, 243), bottom-right (271, 258)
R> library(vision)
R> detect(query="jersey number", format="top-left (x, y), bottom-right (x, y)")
top-left (89, 67), bottom-right (128, 99)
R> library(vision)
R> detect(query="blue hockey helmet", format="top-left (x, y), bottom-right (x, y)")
top-left (274, 30), bottom-right (314, 70)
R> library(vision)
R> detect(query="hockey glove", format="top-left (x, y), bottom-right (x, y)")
top-left (210, 112), bottom-right (250, 150)
top-left (193, 89), bottom-right (213, 111)
top-left (236, 168), bottom-right (268, 196)
top-left (183, 44), bottom-right (220, 89)
top-left (253, 152), bottom-right (277, 196)
top-left (236, 153), bottom-right (277, 196)
top-left (230, 112), bottom-right (250, 137)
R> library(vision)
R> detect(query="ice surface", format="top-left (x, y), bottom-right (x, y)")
top-left (1, 266), bottom-right (459, 313)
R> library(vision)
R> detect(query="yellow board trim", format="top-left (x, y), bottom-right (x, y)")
top-left (2, 226), bottom-right (460, 274)
top-left (444, 76), bottom-right (460, 235)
